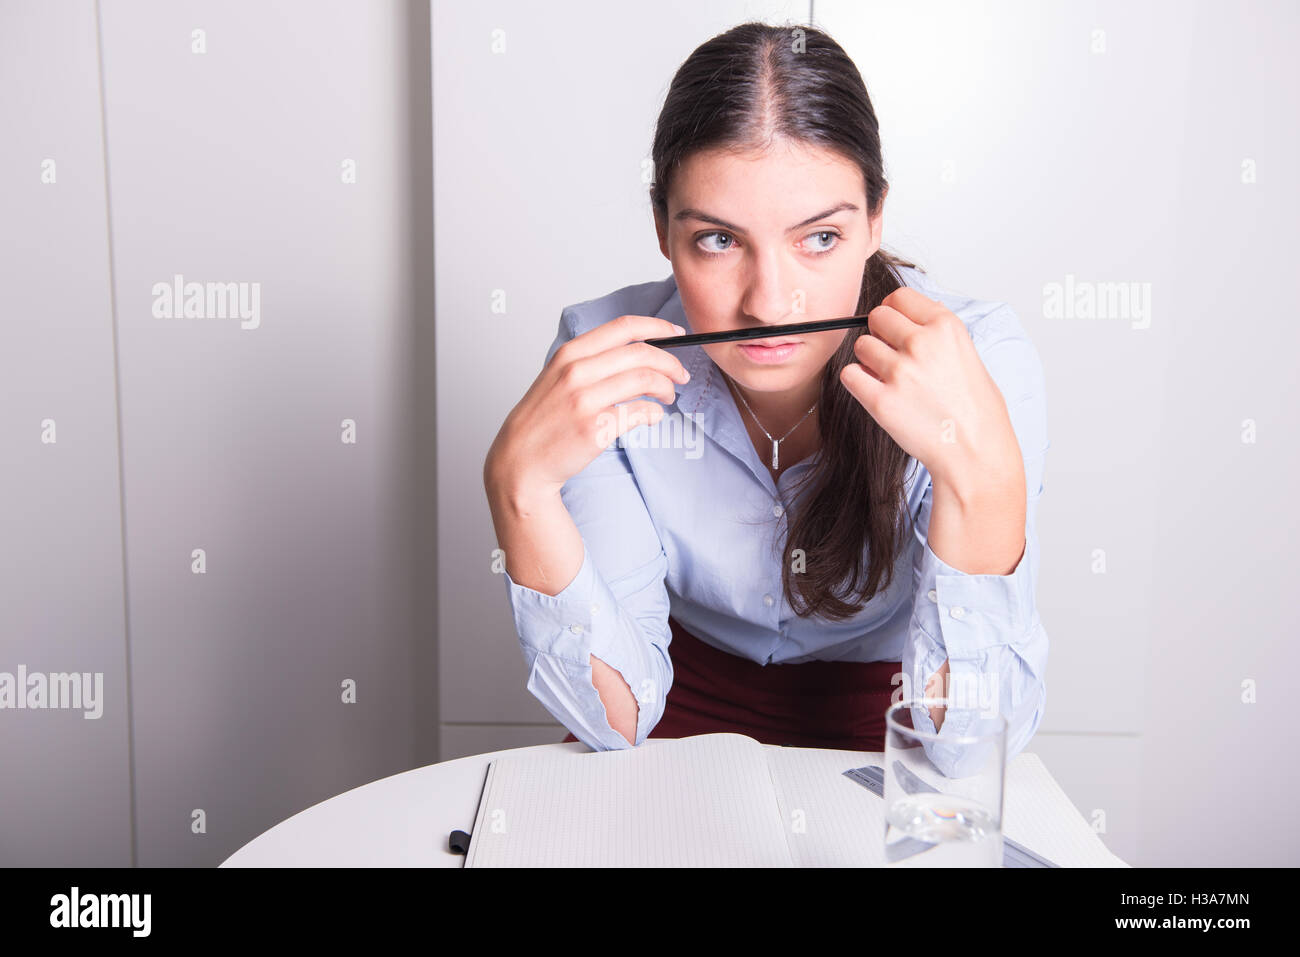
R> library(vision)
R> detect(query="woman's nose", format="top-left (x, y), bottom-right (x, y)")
top-left (741, 255), bottom-right (799, 323)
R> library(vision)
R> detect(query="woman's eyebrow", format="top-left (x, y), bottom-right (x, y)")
top-left (674, 201), bottom-right (860, 233)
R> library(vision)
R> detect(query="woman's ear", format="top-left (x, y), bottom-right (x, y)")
top-left (867, 189), bottom-right (887, 256)
top-left (654, 208), bottom-right (672, 260)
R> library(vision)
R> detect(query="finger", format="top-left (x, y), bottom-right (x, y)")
top-left (866, 304), bottom-right (917, 352)
top-left (592, 400), bottom-right (666, 449)
top-left (616, 399), bottom-right (667, 426)
top-left (585, 366), bottom-right (681, 413)
top-left (566, 339), bottom-right (690, 392)
top-left (853, 331), bottom-right (898, 381)
top-left (881, 287), bottom-right (947, 324)
top-left (558, 313), bottom-right (687, 363)
top-left (839, 360), bottom-right (886, 414)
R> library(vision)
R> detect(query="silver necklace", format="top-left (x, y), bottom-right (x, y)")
top-left (726, 376), bottom-right (818, 470)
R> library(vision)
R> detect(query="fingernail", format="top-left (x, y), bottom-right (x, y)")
top-left (673, 324), bottom-right (686, 335)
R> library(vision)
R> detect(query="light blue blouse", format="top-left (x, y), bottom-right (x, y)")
top-left (500, 266), bottom-right (1050, 772)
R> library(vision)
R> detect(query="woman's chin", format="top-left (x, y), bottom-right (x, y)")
top-left (716, 362), bottom-right (816, 392)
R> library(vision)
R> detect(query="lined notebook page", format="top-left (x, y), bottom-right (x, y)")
top-left (464, 732), bottom-right (793, 867)
top-left (766, 746), bottom-right (887, 867)
top-left (764, 747), bottom-right (1130, 867)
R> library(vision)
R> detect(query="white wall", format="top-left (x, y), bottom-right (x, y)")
top-left (0, 0), bottom-right (131, 867)
top-left (0, 0), bottom-right (435, 866)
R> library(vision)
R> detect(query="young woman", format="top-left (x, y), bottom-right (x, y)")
top-left (483, 22), bottom-right (1048, 757)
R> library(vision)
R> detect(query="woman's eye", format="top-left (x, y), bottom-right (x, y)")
top-left (696, 232), bottom-right (734, 255)
top-left (805, 230), bottom-right (840, 254)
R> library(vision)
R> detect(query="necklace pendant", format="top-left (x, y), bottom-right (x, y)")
top-left (771, 439), bottom-right (779, 470)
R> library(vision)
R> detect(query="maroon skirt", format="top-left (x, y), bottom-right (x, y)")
top-left (561, 615), bottom-right (902, 751)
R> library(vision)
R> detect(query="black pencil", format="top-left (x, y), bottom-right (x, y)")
top-left (644, 314), bottom-right (872, 348)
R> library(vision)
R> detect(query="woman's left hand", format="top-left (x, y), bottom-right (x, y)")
top-left (839, 287), bottom-right (1022, 492)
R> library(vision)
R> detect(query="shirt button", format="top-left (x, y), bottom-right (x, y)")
top-left (773, 503), bottom-right (784, 518)
top-left (569, 623), bottom-right (584, 634)
top-left (927, 589), bottom-right (938, 603)
top-left (763, 594), bottom-right (775, 607)
top-left (591, 603), bottom-right (600, 616)
top-left (950, 606), bottom-right (966, 620)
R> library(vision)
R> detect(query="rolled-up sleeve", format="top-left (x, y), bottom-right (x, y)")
top-left (903, 304), bottom-right (1050, 776)
top-left (498, 307), bottom-right (674, 751)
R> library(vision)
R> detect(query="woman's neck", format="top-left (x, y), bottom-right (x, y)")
top-left (724, 373), bottom-right (822, 437)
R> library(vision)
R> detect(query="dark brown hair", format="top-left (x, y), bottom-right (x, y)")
top-left (649, 21), bottom-right (922, 621)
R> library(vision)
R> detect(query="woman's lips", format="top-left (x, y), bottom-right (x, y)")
top-left (738, 341), bottom-right (801, 364)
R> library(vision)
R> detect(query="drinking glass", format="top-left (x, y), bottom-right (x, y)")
top-left (881, 696), bottom-right (1007, 867)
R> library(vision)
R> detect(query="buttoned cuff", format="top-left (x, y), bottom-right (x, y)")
top-left (911, 535), bottom-right (1032, 662)
top-left (909, 535), bottom-right (1034, 749)
top-left (503, 543), bottom-right (667, 748)
top-left (503, 544), bottom-right (606, 665)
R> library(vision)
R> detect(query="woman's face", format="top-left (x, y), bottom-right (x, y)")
top-left (654, 137), bottom-right (884, 399)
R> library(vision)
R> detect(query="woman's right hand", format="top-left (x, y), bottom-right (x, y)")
top-left (485, 314), bottom-right (692, 497)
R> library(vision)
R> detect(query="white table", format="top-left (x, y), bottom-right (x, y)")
top-left (221, 738), bottom-right (1130, 867)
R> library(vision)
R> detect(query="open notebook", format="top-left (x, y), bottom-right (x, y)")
top-left (462, 732), bottom-right (1127, 867)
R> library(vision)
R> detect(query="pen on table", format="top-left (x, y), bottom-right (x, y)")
top-left (644, 314), bottom-right (873, 349)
